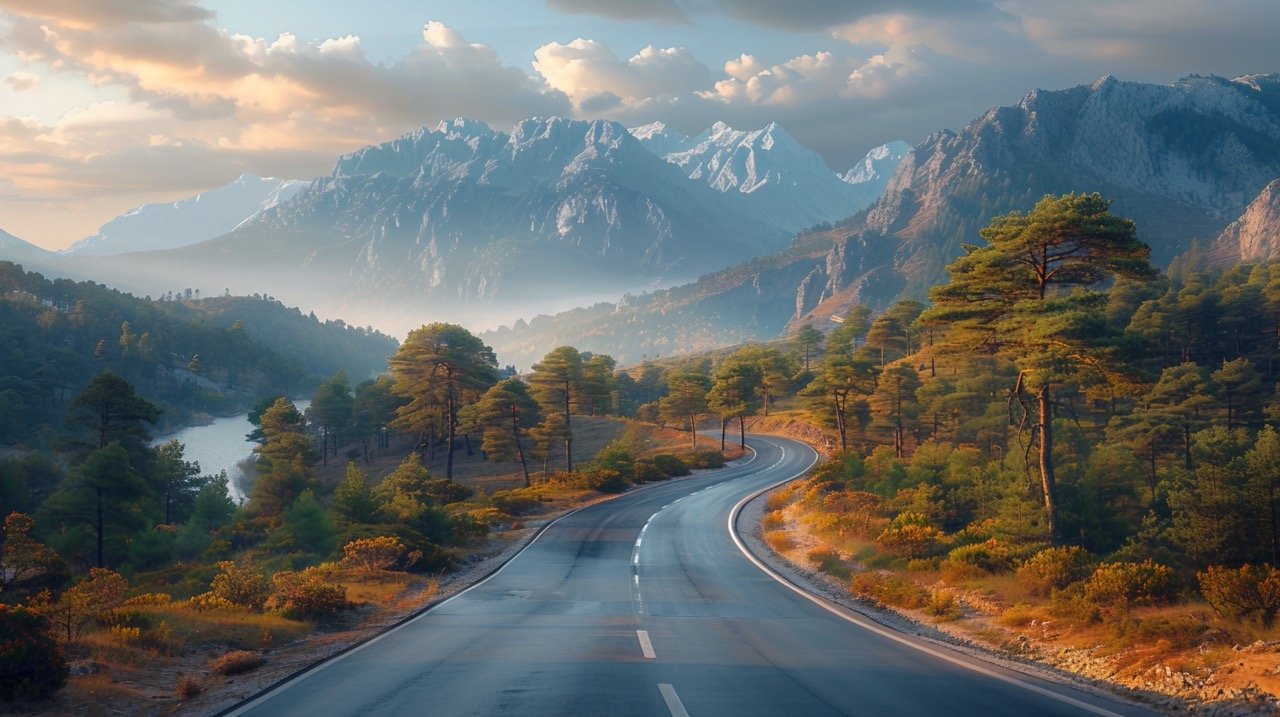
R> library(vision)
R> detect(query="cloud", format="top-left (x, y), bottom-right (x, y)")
top-left (2, 70), bottom-right (38, 91)
top-left (534, 40), bottom-right (710, 106)
top-left (0, 0), bottom-right (213, 27)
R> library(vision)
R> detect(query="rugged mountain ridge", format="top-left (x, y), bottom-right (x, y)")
top-left (64, 174), bottom-right (307, 256)
top-left (0, 228), bottom-right (53, 266)
top-left (58, 117), bottom-right (795, 333)
top-left (486, 74), bottom-right (1280, 367)
top-left (631, 121), bottom-right (906, 233)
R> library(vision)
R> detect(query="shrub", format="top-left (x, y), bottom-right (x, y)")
top-left (1016, 546), bottom-right (1093, 596)
top-left (683, 450), bottom-right (726, 469)
top-left (763, 530), bottom-right (795, 553)
top-left (176, 675), bottom-right (202, 701)
top-left (944, 540), bottom-right (1015, 574)
top-left (1083, 561), bottom-right (1179, 607)
top-left (1197, 564), bottom-right (1280, 627)
top-left (650, 454), bottom-right (691, 477)
top-left (209, 650), bottom-right (266, 676)
top-left (0, 604), bottom-right (67, 700)
top-left (341, 536), bottom-right (407, 571)
top-left (875, 523), bottom-right (944, 559)
top-left (807, 547), bottom-right (849, 578)
top-left (850, 571), bottom-right (928, 610)
top-left (210, 560), bottom-right (270, 611)
top-left (187, 592), bottom-right (236, 611)
top-left (29, 567), bottom-right (128, 642)
top-left (490, 489), bottom-right (543, 516)
top-left (269, 567), bottom-right (349, 621)
top-left (925, 590), bottom-right (961, 620)
top-left (591, 442), bottom-right (635, 480)
top-left (583, 469), bottom-right (628, 493)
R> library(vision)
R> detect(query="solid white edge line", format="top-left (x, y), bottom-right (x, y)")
top-left (637, 630), bottom-right (657, 659)
top-left (727, 438), bottom-right (1131, 717)
top-left (658, 683), bottom-right (690, 717)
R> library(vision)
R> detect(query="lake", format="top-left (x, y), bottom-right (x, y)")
top-left (155, 399), bottom-right (310, 504)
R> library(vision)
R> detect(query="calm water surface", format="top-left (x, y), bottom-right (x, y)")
top-left (156, 400), bottom-right (310, 504)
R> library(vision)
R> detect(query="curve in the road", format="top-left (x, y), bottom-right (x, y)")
top-left (221, 435), bottom-right (1162, 717)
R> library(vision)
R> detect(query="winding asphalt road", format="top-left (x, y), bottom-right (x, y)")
top-left (225, 436), bottom-right (1162, 717)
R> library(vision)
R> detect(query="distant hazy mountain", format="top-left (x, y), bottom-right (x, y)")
top-left (1209, 178), bottom-right (1280, 265)
top-left (64, 174), bottom-right (307, 256)
top-left (631, 121), bottom-right (906, 233)
top-left (486, 74), bottom-right (1280, 367)
top-left (77, 117), bottom-right (792, 333)
top-left (0, 227), bottom-right (55, 267)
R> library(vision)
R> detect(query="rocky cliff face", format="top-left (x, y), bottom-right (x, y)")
top-left (1209, 179), bottom-right (1280, 264)
top-left (788, 73), bottom-right (1280, 328)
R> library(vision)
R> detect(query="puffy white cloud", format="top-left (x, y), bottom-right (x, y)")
top-left (534, 39), bottom-right (709, 106)
top-left (2, 70), bottom-right (38, 91)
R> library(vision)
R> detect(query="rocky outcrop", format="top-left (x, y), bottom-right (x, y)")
top-left (1208, 179), bottom-right (1280, 265)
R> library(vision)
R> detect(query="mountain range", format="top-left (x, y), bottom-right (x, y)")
top-left (63, 174), bottom-right (306, 256)
top-left (21, 117), bottom-right (898, 333)
top-left (483, 73), bottom-right (1280, 367)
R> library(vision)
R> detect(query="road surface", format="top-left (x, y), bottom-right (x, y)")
top-left (226, 436), bottom-right (1161, 717)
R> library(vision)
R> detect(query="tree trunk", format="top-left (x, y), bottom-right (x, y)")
top-left (894, 419), bottom-right (904, 459)
top-left (739, 414), bottom-right (746, 449)
top-left (1037, 383), bottom-right (1058, 545)
top-left (445, 394), bottom-right (456, 482)
top-left (96, 487), bottom-right (104, 568)
top-left (689, 413), bottom-right (697, 450)
top-left (720, 417), bottom-right (726, 451)
top-left (563, 389), bottom-right (573, 473)
top-left (1182, 421), bottom-right (1193, 470)
top-left (512, 404), bottom-right (530, 487)
top-left (762, 384), bottom-right (770, 417)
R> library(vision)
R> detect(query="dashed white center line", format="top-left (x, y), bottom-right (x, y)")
top-left (636, 630), bottom-right (656, 659)
top-left (658, 684), bottom-right (690, 717)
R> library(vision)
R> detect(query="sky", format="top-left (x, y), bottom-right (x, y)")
top-left (1, 0), bottom-right (1278, 250)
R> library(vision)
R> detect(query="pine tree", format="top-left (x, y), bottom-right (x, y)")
top-left (389, 324), bottom-right (498, 481)
top-left (529, 347), bottom-right (583, 472)
top-left (922, 193), bottom-right (1156, 543)
top-left (463, 379), bottom-right (542, 486)
top-left (660, 369), bottom-right (711, 450)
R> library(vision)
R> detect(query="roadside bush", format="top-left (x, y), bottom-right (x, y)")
top-left (875, 522), bottom-right (944, 559)
top-left (1197, 564), bottom-right (1280, 627)
top-left (29, 567), bottom-right (129, 642)
top-left (187, 592), bottom-right (236, 611)
top-left (650, 454), bottom-right (691, 477)
top-left (0, 604), bottom-right (67, 700)
top-left (807, 547), bottom-right (850, 579)
top-left (1082, 560), bottom-right (1179, 607)
top-left (583, 469), bottom-right (628, 494)
top-left (210, 560), bottom-right (270, 611)
top-left (490, 488), bottom-right (543, 516)
top-left (1016, 546), bottom-right (1093, 596)
top-left (591, 443), bottom-right (636, 480)
top-left (176, 675), bottom-right (202, 701)
top-left (269, 566), bottom-right (349, 621)
top-left (341, 536), bottom-right (407, 571)
top-left (925, 590), bottom-right (962, 620)
top-left (683, 450), bottom-right (726, 470)
top-left (850, 571), bottom-right (928, 610)
top-left (943, 540), bottom-right (1015, 574)
top-left (209, 650), bottom-right (266, 675)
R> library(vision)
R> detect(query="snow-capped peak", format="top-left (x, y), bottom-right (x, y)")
top-left (841, 141), bottom-right (912, 186)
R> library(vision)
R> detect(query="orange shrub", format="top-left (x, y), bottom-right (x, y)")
top-left (341, 536), bottom-right (407, 571)
top-left (1197, 564), bottom-right (1280, 627)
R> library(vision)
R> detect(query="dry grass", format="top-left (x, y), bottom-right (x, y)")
top-left (209, 650), bottom-right (266, 676)
top-left (764, 530), bottom-right (796, 553)
top-left (176, 674), bottom-right (202, 701)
